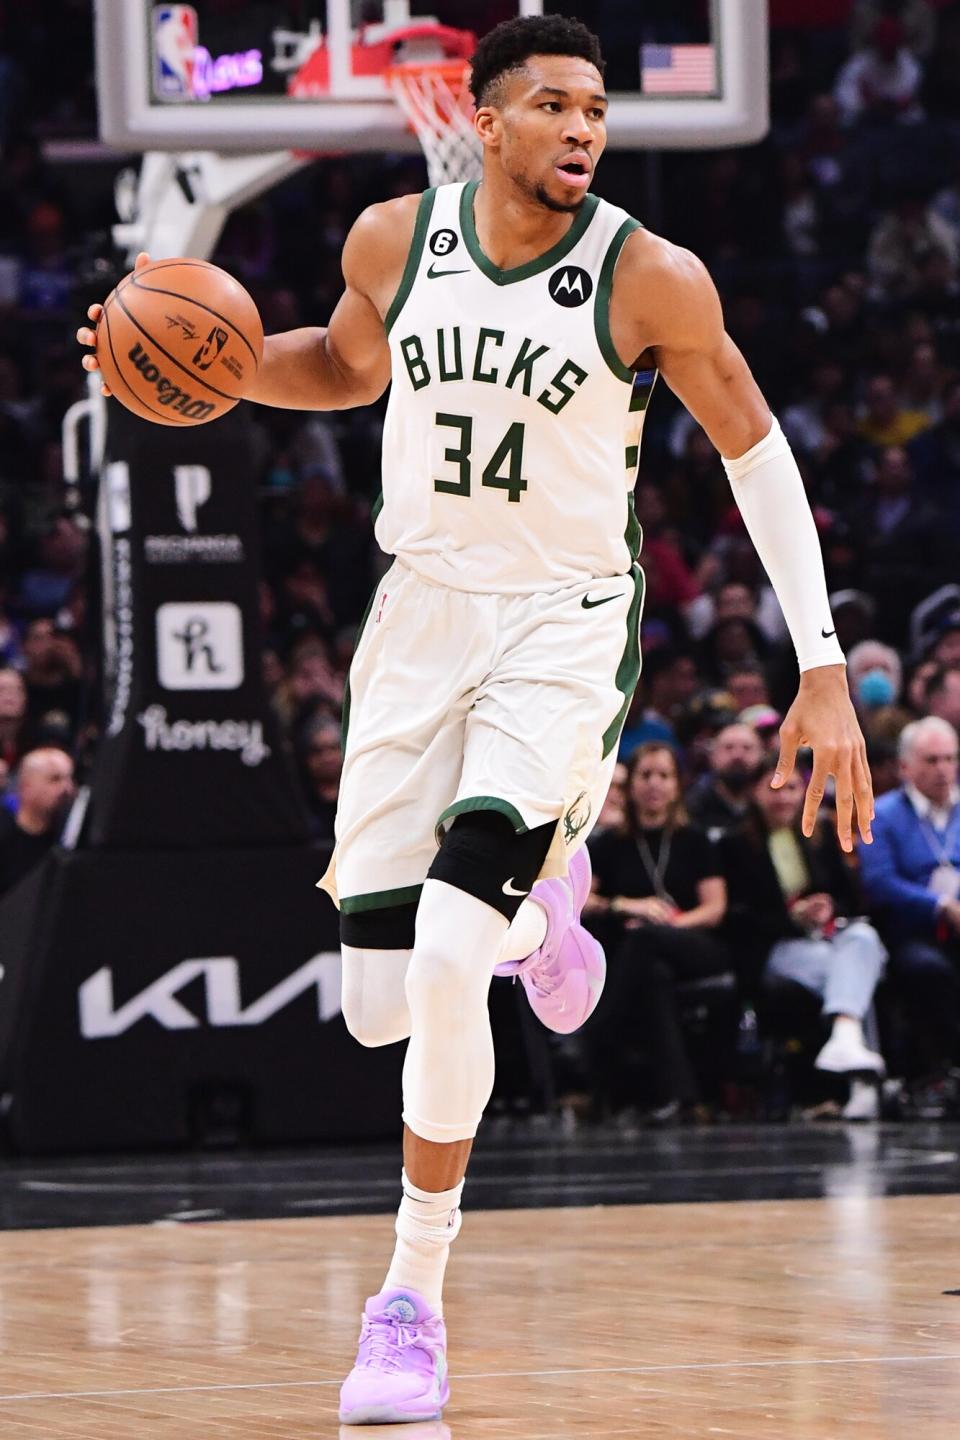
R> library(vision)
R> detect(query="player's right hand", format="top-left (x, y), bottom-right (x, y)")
top-left (76, 251), bottom-right (152, 396)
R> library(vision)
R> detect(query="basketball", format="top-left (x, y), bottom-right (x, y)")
top-left (95, 258), bottom-right (263, 426)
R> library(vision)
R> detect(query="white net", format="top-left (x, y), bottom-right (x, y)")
top-left (388, 62), bottom-right (483, 188)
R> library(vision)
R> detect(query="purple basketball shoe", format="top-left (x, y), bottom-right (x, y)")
top-left (338, 1287), bottom-right (449, 1425)
top-left (494, 848), bottom-right (605, 1034)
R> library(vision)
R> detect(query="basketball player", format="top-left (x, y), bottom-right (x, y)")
top-left (79, 16), bottom-right (874, 1426)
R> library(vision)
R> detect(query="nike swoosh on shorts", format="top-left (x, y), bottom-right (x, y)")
top-left (502, 878), bottom-right (530, 896)
top-left (581, 593), bottom-right (623, 609)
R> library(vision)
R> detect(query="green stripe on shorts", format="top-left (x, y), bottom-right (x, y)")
top-left (601, 563), bottom-right (646, 759)
top-left (340, 884), bottom-right (424, 915)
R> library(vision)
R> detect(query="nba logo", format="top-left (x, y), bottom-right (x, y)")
top-left (153, 4), bottom-right (199, 100)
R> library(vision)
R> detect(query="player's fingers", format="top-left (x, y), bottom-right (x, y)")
top-left (87, 303), bottom-right (103, 323)
top-left (134, 251), bottom-right (151, 270)
top-left (77, 326), bottom-right (96, 348)
top-left (801, 750), bottom-right (832, 837)
top-left (772, 720), bottom-right (801, 789)
top-left (81, 354), bottom-right (101, 372)
top-left (854, 745), bottom-right (874, 844)
top-left (833, 745), bottom-right (855, 853)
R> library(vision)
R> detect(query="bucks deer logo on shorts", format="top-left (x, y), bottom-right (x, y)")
top-left (563, 790), bottom-right (591, 844)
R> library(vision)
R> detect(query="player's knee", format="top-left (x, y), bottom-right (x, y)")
top-left (404, 938), bottom-right (469, 1015)
top-left (428, 809), bottom-right (556, 919)
top-left (340, 946), bottom-right (412, 1048)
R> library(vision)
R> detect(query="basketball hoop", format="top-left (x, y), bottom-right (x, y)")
top-left (387, 58), bottom-right (482, 187)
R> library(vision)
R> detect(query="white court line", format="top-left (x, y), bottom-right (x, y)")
top-left (0, 1352), bottom-right (959, 1404)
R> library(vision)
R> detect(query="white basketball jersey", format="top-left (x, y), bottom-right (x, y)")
top-left (377, 181), bottom-right (658, 594)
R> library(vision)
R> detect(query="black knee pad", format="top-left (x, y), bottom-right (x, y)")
top-left (341, 901), bottom-right (419, 950)
top-left (428, 810), bottom-right (557, 920)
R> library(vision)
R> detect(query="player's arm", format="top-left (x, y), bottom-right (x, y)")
top-left (617, 235), bottom-right (873, 851)
top-left (78, 195), bottom-right (416, 411)
top-left (245, 197), bottom-right (414, 410)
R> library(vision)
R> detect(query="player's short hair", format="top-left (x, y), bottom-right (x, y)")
top-left (469, 15), bottom-right (605, 108)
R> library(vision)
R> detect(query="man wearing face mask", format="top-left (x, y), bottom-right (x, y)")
top-left (847, 639), bottom-right (912, 743)
top-left (688, 722), bottom-right (765, 841)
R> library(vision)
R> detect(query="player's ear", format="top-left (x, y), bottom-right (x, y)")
top-left (474, 106), bottom-right (502, 149)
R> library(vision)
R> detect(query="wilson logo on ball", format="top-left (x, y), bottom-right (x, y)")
top-left (128, 343), bottom-right (215, 421)
top-left (193, 325), bottom-right (229, 372)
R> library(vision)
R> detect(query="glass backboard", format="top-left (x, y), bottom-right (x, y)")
top-left (95, 0), bottom-right (767, 154)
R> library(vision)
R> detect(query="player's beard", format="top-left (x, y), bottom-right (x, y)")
top-left (511, 164), bottom-right (586, 215)
top-left (533, 181), bottom-right (585, 214)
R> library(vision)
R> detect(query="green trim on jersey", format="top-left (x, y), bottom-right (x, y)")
top-left (340, 883), bottom-right (424, 915)
top-left (601, 563), bottom-right (646, 759)
top-left (459, 180), bottom-right (600, 286)
top-left (385, 188), bottom-right (437, 336)
top-left (624, 493), bottom-right (642, 561)
top-left (594, 217), bottom-right (642, 382)
top-left (435, 795), bottom-right (530, 842)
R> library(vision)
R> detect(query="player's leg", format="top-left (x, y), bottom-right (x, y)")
top-left (484, 568), bottom-right (644, 1030)
top-left (339, 811), bottom-right (554, 1426)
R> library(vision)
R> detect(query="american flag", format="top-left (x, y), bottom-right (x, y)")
top-left (641, 44), bottom-right (716, 96)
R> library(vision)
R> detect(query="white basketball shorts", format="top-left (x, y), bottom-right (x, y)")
top-left (318, 558), bottom-right (644, 917)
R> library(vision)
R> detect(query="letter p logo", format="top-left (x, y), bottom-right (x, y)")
top-left (174, 464), bottom-right (212, 533)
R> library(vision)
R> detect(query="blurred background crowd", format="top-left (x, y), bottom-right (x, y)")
top-left (1, 0), bottom-right (959, 1125)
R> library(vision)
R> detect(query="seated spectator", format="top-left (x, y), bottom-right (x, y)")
top-left (901, 340), bottom-right (946, 425)
top-left (593, 761), bottom-right (627, 837)
top-left (851, 446), bottom-right (948, 641)
top-left (725, 759), bottom-right (888, 1116)
top-left (688, 722), bottom-right (764, 839)
top-left (868, 737), bottom-right (901, 797)
top-left (617, 647), bottom-right (700, 755)
top-left (867, 190), bottom-right (957, 303)
top-left (20, 619), bottom-right (82, 745)
top-left (908, 375), bottom-right (960, 517)
top-left (726, 665), bottom-right (771, 712)
top-left (698, 616), bottom-right (770, 687)
top-left (297, 715), bottom-right (342, 842)
top-left (847, 638), bottom-right (912, 742)
top-left (738, 705), bottom-right (784, 757)
top-left (0, 746), bottom-right (75, 896)
top-left (587, 743), bottom-right (728, 1123)
top-left (829, 589), bottom-right (877, 653)
top-left (834, 16), bottom-right (925, 127)
top-left (0, 666), bottom-right (28, 769)
top-left (856, 375), bottom-right (931, 448)
top-left (924, 665), bottom-right (960, 733)
top-left (858, 716), bottom-right (960, 1097)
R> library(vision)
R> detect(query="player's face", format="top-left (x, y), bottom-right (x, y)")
top-left (481, 54), bottom-right (608, 214)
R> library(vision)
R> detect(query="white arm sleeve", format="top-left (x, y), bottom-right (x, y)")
top-left (722, 416), bottom-right (845, 673)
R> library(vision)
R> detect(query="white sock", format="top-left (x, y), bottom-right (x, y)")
top-left (831, 1015), bottom-right (864, 1043)
top-left (497, 897), bottom-right (548, 966)
top-left (383, 1170), bottom-right (464, 1314)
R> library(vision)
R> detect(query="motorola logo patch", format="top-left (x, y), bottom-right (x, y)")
top-left (429, 228), bottom-right (459, 257)
top-left (549, 266), bottom-right (593, 307)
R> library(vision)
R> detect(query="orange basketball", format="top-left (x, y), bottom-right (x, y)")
top-left (95, 258), bottom-right (264, 426)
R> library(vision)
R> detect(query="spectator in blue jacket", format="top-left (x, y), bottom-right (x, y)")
top-left (859, 716), bottom-right (960, 1083)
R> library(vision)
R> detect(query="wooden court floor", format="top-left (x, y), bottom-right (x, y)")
top-left (0, 1193), bottom-right (957, 1438)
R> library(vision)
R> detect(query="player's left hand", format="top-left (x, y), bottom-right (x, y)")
top-left (773, 663), bottom-right (873, 853)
